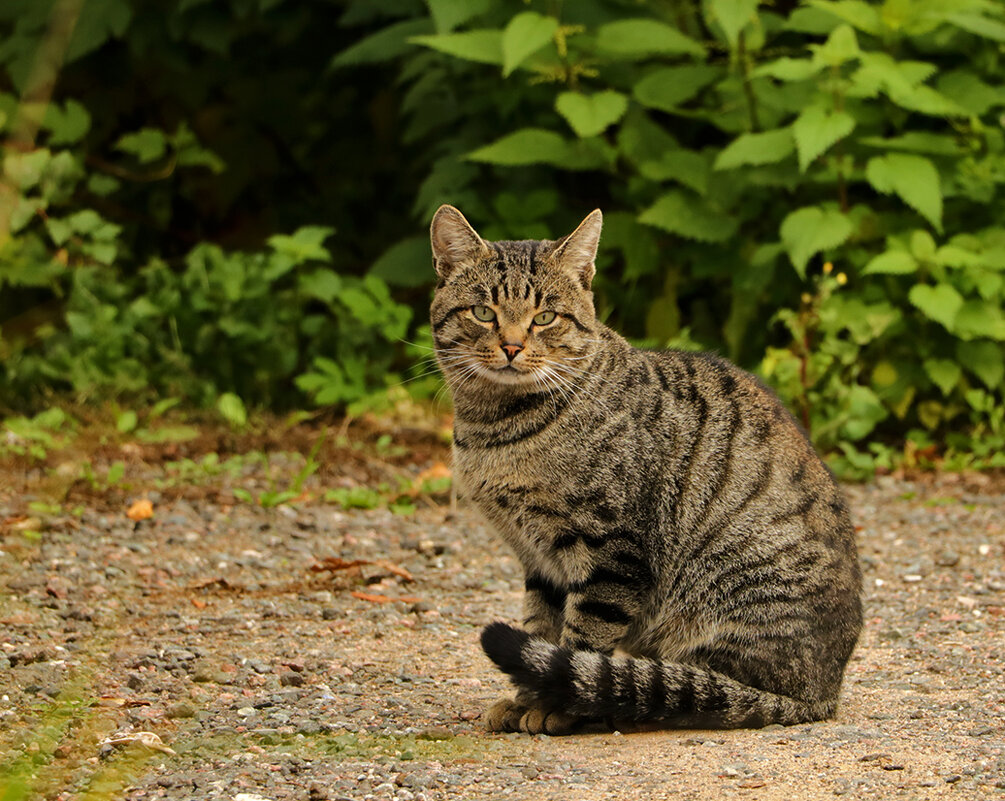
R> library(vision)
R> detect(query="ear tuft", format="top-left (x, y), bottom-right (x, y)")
top-left (552, 209), bottom-right (602, 288)
top-left (430, 205), bottom-right (489, 279)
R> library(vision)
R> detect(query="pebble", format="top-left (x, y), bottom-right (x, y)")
top-left (280, 670), bottom-right (304, 687)
top-left (166, 702), bottom-right (196, 719)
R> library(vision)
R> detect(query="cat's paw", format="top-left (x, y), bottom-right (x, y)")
top-left (518, 707), bottom-right (580, 735)
top-left (484, 697), bottom-right (528, 732)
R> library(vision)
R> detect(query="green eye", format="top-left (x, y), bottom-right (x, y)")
top-left (533, 310), bottom-right (557, 326)
top-left (471, 305), bottom-right (496, 322)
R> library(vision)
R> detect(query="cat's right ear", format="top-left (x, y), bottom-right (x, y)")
top-left (430, 205), bottom-right (490, 280)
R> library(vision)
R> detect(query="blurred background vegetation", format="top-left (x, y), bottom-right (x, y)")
top-left (1, 0), bottom-right (1004, 474)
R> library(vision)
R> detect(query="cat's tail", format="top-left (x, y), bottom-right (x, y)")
top-left (480, 622), bottom-right (832, 728)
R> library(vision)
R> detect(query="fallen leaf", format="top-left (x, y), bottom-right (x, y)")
top-left (374, 559), bottom-right (414, 582)
top-left (127, 499), bottom-right (154, 521)
top-left (309, 557), bottom-right (370, 574)
top-left (351, 591), bottom-right (393, 603)
top-left (310, 557), bottom-right (413, 583)
top-left (738, 779), bottom-right (767, 789)
top-left (351, 591), bottom-right (421, 604)
top-left (100, 731), bottom-right (176, 755)
top-left (189, 577), bottom-right (241, 592)
top-left (190, 598), bottom-right (207, 609)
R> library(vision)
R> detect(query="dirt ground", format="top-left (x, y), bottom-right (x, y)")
top-left (1, 429), bottom-right (1004, 801)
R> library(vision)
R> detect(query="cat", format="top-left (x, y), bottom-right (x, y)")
top-left (429, 204), bottom-right (862, 735)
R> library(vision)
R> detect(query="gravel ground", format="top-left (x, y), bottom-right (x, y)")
top-left (1, 455), bottom-right (1004, 800)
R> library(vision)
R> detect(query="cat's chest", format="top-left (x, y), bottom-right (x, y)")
top-left (453, 441), bottom-right (589, 580)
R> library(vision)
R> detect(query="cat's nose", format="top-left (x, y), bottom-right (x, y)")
top-left (501, 342), bottom-right (524, 361)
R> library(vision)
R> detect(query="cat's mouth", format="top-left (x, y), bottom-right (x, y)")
top-left (478, 363), bottom-right (538, 385)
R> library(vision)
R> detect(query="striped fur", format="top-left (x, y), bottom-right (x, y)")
top-left (430, 205), bottom-right (863, 733)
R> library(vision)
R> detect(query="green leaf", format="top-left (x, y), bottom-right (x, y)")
top-left (116, 410), bottom-right (138, 433)
top-left (908, 283), bottom-right (963, 332)
top-left (923, 359), bottom-right (962, 396)
top-left (638, 190), bottom-right (738, 243)
top-left (267, 226), bottom-right (334, 262)
top-left (502, 12), bottom-right (557, 77)
top-left (957, 340), bottom-right (1004, 389)
top-left (953, 300), bottom-right (1005, 341)
top-left (865, 153), bottom-right (942, 231)
top-left (369, 236), bottom-right (432, 288)
top-left (299, 269), bottom-right (343, 302)
top-left (217, 393), bottom-right (247, 428)
top-left (792, 106), bottom-right (854, 172)
top-left (116, 129), bottom-right (167, 163)
top-left (467, 128), bottom-right (567, 165)
top-left (841, 385), bottom-right (887, 441)
top-left (936, 70), bottom-right (1005, 116)
top-left (331, 19), bottom-right (433, 68)
top-left (708, 0), bottom-right (759, 48)
top-left (410, 30), bottom-right (503, 66)
top-left (466, 128), bottom-right (607, 170)
top-left (555, 91), bottom-right (628, 138)
top-left (42, 100), bottom-right (91, 146)
top-left (807, 0), bottom-right (881, 35)
top-left (809, 24), bottom-right (860, 68)
top-left (427, 0), bottom-right (491, 33)
top-left (714, 128), bottom-right (794, 170)
top-left (780, 206), bottom-right (853, 278)
top-left (754, 58), bottom-right (821, 81)
top-left (861, 250), bottom-right (917, 275)
top-left (638, 149), bottom-right (710, 195)
top-left (66, 0), bottom-right (132, 62)
top-left (633, 66), bottom-right (722, 113)
top-left (857, 132), bottom-right (959, 156)
top-left (595, 19), bottom-right (704, 58)
top-left (910, 230), bottom-right (936, 262)
top-left (947, 12), bottom-right (1005, 43)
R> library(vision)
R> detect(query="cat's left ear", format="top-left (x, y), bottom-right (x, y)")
top-left (552, 209), bottom-right (602, 289)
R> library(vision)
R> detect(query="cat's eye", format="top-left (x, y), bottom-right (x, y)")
top-left (532, 310), bottom-right (557, 326)
top-left (471, 305), bottom-right (496, 323)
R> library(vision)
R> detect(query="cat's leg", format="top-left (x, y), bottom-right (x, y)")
top-left (521, 573), bottom-right (566, 642)
top-left (484, 573), bottom-right (567, 733)
top-left (559, 583), bottom-right (642, 654)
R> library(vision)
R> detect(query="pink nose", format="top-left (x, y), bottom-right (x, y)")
top-left (501, 342), bottom-right (524, 360)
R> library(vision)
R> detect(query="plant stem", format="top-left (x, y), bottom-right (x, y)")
top-left (738, 31), bottom-right (760, 132)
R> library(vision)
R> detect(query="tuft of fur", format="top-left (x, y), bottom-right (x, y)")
top-left (432, 205), bottom-right (863, 732)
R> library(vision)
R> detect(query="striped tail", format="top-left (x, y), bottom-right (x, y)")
top-left (480, 622), bottom-right (832, 729)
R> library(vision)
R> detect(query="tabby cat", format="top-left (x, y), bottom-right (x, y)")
top-left (430, 204), bottom-right (862, 735)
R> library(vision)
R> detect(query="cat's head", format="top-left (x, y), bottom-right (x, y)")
top-left (429, 205), bottom-right (602, 390)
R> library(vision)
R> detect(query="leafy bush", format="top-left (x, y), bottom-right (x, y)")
top-left (337, 0), bottom-right (1005, 458)
top-left (2, 0), bottom-right (1004, 465)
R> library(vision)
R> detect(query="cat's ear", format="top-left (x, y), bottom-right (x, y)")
top-left (552, 209), bottom-right (602, 289)
top-left (430, 205), bottom-right (490, 279)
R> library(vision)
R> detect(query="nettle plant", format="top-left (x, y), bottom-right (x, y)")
top-left (340, 0), bottom-right (1005, 462)
top-left (0, 92), bottom-right (410, 410)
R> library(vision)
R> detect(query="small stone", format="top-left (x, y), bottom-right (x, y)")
top-left (236, 706), bottom-right (256, 718)
top-left (935, 550), bottom-right (960, 567)
top-left (945, 775), bottom-right (962, 784)
top-left (967, 726), bottom-right (993, 736)
top-left (166, 702), bottom-right (196, 719)
top-left (881, 764), bottom-right (904, 771)
top-left (280, 670), bottom-right (304, 687)
top-left (308, 783), bottom-right (328, 801)
top-left (321, 608), bottom-right (339, 620)
top-left (126, 674), bottom-right (143, 691)
top-left (416, 726), bottom-right (451, 741)
top-left (249, 659), bottom-right (270, 674)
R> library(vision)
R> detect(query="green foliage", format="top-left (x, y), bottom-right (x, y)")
top-left (2, 0), bottom-right (1005, 468)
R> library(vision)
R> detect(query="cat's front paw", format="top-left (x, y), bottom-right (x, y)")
top-left (517, 707), bottom-right (580, 735)
top-left (484, 697), bottom-right (528, 732)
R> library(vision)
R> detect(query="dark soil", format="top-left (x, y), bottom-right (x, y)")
top-left (1, 429), bottom-right (1003, 800)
